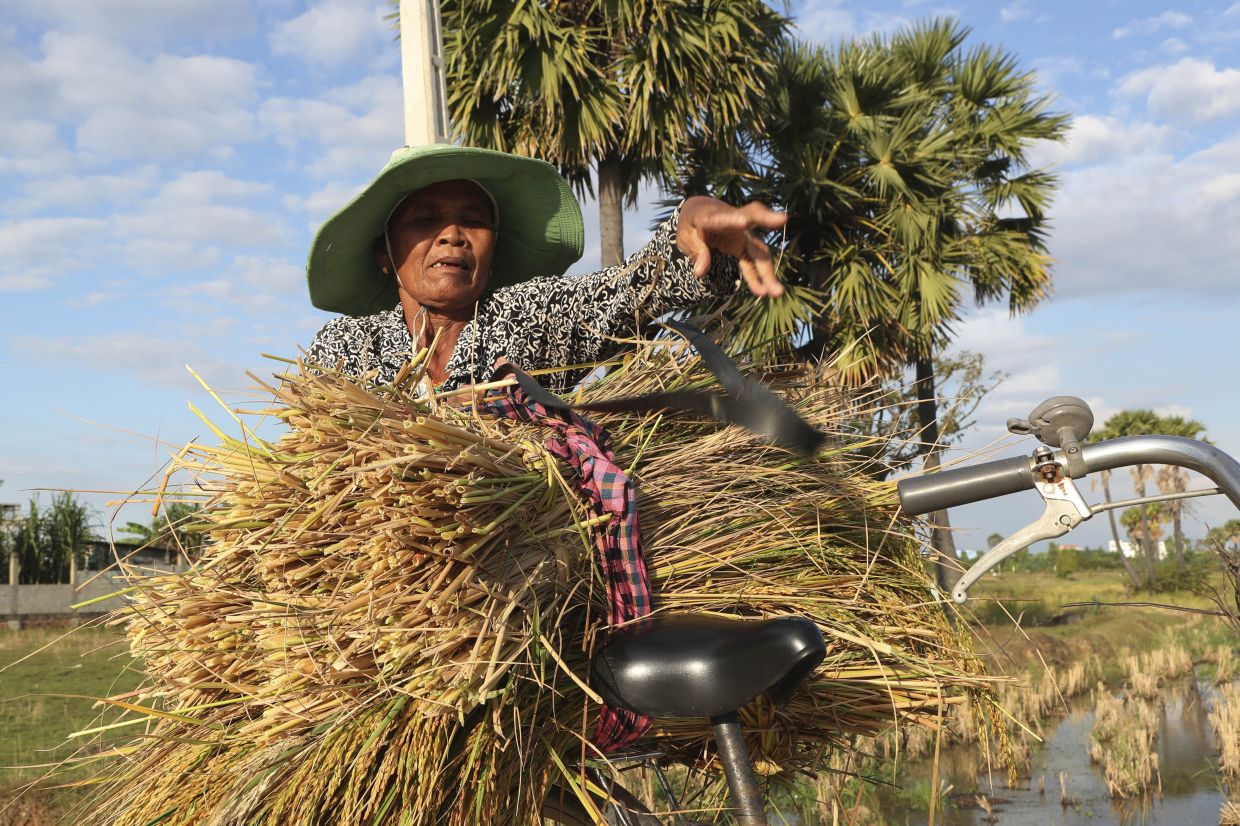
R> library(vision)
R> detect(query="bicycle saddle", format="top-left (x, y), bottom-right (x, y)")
top-left (591, 614), bottom-right (825, 719)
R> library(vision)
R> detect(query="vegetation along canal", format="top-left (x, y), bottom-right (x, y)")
top-left (876, 674), bottom-right (1232, 824)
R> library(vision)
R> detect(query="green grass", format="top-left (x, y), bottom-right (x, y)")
top-left (0, 624), bottom-right (140, 822)
top-left (969, 568), bottom-right (1229, 614)
top-left (966, 570), bottom-right (1237, 681)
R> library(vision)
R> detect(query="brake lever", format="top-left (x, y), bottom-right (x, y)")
top-left (950, 472), bottom-right (1093, 604)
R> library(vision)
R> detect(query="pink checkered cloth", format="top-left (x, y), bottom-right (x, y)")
top-left (484, 382), bottom-right (653, 751)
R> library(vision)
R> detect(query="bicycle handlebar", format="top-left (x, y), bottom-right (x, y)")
top-left (897, 435), bottom-right (1240, 516)
top-left (897, 456), bottom-right (1035, 515)
top-left (1080, 436), bottom-right (1240, 508)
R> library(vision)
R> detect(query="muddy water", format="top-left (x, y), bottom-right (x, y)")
top-left (874, 680), bottom-right (1228, 825)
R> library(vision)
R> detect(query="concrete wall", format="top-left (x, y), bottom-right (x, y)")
top-left (1, 567), bottom-right (182, 623)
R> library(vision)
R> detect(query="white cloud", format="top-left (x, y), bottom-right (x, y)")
top-left (16, 31), bottom-right (262, 164)
top-left (796, 6), bottom-right (858, 41)
top-left (1119, 58), bottom-right (1240, 124)
top-left (4, 169), bottom-right (159, 215)
top-left (950, 310), bottom-right (1061, 420)
top-left (159, 255), bottom-right (306, 315)
top-left (1112, 11), bottom-right (1192, 40)
top-left (0, 216), bottom-right (110, 289)
top-left (12, 332), bottom-right (242, 393)
top-left (1161, 37), bottom-right (1189, 55)
top-left (259, 74), bottom-right (403, 181)
top-left (1000, 1), bottom-right (1032, 23)
top-left (299, 180), bottom-right (366, 226)
top-left (1042, 133), bottom-right (1240, 298)
top-left (9, 0), bottom-right (256, 43)
top-left (1154, 403), bottom-right (1195, 420)
top-left (1028, 55), bottom-right (1085, 97)
top-left (113, 172), bottom-right (291, 270)
top-left (0, 34), bottom-right (59, 121)
top-left (0, 273), bottom-right (55, 292)
top-left (269, 0), bottom-right (392, 70)
top-left (1029, 114), bottom-right (1171, 169)
top-left (794, 1), bottom-right (913, 43)
top-left (0, 119), bottom-right (73, 177)
top-left (1, 172), bottom-right (293, 289)
top-left (67, 291), bottom-right (114, 308)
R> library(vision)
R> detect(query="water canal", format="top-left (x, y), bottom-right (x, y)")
top-left (873, 678), bottom-right (1231, 825)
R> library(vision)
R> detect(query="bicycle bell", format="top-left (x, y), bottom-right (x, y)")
top-left (1007, 395), bottom-right (1094, 477)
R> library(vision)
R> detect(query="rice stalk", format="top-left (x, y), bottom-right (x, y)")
top-left (58, 340), bottom-right (1002, 824)
top-left (1124, 642), bottom-right (1193, 701)
top-left (1211, 682), bottom-right (1240, 781)
top-left (1088, 685), bottom-right (1161, 798)
top-left (1216, 645), bottom-right (1239, 685)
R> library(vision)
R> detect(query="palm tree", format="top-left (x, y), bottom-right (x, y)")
top-left (8, 493), bottom-right (97, 584)
top-left (1208, 520), bottom-right (1240, 549)
top-left (45, 491), bottom-right (97, 582)
top-left (1091, 409), bottom-right (1165, 587)
top-left (439, 0), bottom-right (788, 266)
top-left (121, 502), bottom-right (204, 564)
top-left (1120, 502), bottom-right (1169, 569)
top-left (1089, 467), bottom-right (1143, 589)
top-left (671, 20), bottom-right (1068, 589)
top-left (1153, 414), bottom-right (1208, 569)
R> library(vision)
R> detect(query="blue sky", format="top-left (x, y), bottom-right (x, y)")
top-left (2, 0), bottom-right (1239, 553)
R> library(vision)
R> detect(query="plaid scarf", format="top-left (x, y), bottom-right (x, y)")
top-left (484, 382), bottom-right (653, 751)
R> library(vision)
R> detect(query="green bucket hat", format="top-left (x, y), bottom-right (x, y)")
top-left (307, 144), bottom-right (584, 316)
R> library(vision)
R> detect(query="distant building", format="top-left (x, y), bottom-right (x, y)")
top-left (1108, 539), bottom-right (1168, 559)
top-left (83, 539), bottom-right (179, 570)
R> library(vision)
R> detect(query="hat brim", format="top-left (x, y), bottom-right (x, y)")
top-left (307, 145), bottom-right (584, 316)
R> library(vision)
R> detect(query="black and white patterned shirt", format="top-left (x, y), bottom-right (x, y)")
top-left (307, 207), bottom-right (739, 392)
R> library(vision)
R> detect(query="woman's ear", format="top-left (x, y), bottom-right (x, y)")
top-left (374, 239), bottom-right (394, 276)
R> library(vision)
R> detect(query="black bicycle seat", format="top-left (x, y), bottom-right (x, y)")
top-left (591, 614), bottom-right (825, 719)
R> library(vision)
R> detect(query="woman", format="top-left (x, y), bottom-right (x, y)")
top-left (306, 144), bottom-right (786, 391)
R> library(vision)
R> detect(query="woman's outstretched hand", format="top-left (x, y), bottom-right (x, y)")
top-left (676, 196), bottom-right (788, 298)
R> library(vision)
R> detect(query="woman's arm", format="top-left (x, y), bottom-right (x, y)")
top-left (446, 199), bottom-right (784, 390)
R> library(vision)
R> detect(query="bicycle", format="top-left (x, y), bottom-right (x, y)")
top-left (538, 394), bottom-right (1240, 825)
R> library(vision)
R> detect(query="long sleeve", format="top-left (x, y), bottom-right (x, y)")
top-left (444, 205), bottom-right (739, 391)
top-left (306, 308), bottom-right (413, 381)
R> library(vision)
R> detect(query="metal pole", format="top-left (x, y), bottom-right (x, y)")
top-left (8, 552), bottom-right (19, 629)
top-left (399, 0), bottom-right (451, 146)
top-left (711, 712), bottom-right (768, 826)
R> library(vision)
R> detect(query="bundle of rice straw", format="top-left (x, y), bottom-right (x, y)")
top-left (73, 337), bottom-right (1005, 825)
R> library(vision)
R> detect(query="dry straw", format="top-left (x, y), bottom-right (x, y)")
top-left (66, 339), bottom-right (1000, 824)
top-left (1089, 685), bottom-right (1162, 798)
top-left (1211, 682), bottom-right (1240, 781)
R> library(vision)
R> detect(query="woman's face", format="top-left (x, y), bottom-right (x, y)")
top-left (381, 179), bottom-right (497, 313)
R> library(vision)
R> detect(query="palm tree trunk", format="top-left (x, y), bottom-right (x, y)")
top-left (1172, 502), bottom-right (1185, 568)
top-left (598, 153), bottom-right (625, 268)
top-left (1101, 470), bottom-right (1142, 589)
top-left (914, 357), bottom-right (962, 593)
top-left (1172, 468), bottom-right (1187, 569)
top-left (1134, 468), bottom-right (1157, 587)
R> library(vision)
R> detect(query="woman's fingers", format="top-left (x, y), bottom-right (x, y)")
top-left (677, 222), bottom-right (714, 278)
top-left (676, 197), bottom-right (787, 295)
top-left (738, 235), bottom-right (784, 298)
top-left (716, 204), bottom-right (785, 298)
top-left (740, 201), bottom-right (788, 233)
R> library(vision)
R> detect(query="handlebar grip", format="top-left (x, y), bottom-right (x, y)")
top-left (897, 457), bottom-right (1035, 515)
